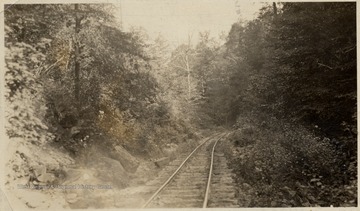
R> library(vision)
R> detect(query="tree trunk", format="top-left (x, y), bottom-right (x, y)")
top-left (273, 2), bottom-right (278, 17)
top-left (201, 80), bottom-right (205, 96)
top-left (74, 4), bottom-right (81, 110)
top-left (185, 54), bottom-right (191, 101)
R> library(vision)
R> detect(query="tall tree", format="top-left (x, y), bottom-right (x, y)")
top-left (270, 2), bottom-right (356, 136)
top-left (74, 4), bottom-right (82, 106)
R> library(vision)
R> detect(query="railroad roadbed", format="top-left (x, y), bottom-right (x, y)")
top-left (146, 133), bottom-right (238, 208)
top-left (113, 132), bottom-right (239, 208)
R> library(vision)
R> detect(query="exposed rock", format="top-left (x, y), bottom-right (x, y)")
top-left (113, 145), bottom-right (140, 173)
top-left (37, 172), bottom-right (56, 184)
top-left (63, 168), bottom-right (83, 184)
top-left (66, 193), bottom-right (78, 204)
top-left (154, 157), bottom-right (170, 168)
top-left (45, 162), bottom-right (59, 171)
top-left (95, 156), bottom-right (129, 188)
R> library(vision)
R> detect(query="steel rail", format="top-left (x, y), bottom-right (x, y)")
top-left (203, 132), bottom-right (232, 208)
top-left (202, 135), bottom-right (221, 208)
top-left (141, 133), bottom-right (221, 208)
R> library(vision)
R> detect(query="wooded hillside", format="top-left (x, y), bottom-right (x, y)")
top-left (3, 2), bottom-right (357, 208)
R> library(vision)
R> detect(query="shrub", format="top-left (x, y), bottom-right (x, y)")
top-left (231, 115), bottom-right (346, 206)
top-left (5, 38), bottom-right (54, 145)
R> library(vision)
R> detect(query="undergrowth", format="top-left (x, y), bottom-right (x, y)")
top-left (227, 115), bottom-right (357, 207)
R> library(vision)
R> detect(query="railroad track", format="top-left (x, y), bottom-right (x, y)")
top-left (141, 132), bottom-right (238, 208)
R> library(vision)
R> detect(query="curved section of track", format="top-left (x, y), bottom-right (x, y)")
top-left (142, 132), bottom-right (236, 208)
top-left (202, 135), bottom-right (219, 208)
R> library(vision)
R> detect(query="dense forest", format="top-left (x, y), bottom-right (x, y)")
top-left (3, 2), bottom-right (357, 208)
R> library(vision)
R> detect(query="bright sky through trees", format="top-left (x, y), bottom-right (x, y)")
top-left (115, 0), bottom-right (263, 45)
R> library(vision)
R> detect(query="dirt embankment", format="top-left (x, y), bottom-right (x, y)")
top-left (4, 139), bottom-right (145, 209)
top-left (3, 130), bottom-right (212, 209)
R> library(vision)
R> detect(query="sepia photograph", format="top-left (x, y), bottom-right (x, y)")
top-left (1, 0), bottom-right (357, 209)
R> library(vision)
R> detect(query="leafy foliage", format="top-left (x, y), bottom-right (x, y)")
top-left (220, 2), bottom-right (357, 207)
top-left (4, 5), bottom-right (56, 145)
top-left (4, 2), bottom-right (356, 207)
top-left (4, 4), bottom-right (194, 160)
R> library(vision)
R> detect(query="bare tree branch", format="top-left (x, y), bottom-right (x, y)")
top-left (318, 62), bottom-right (333, 70)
